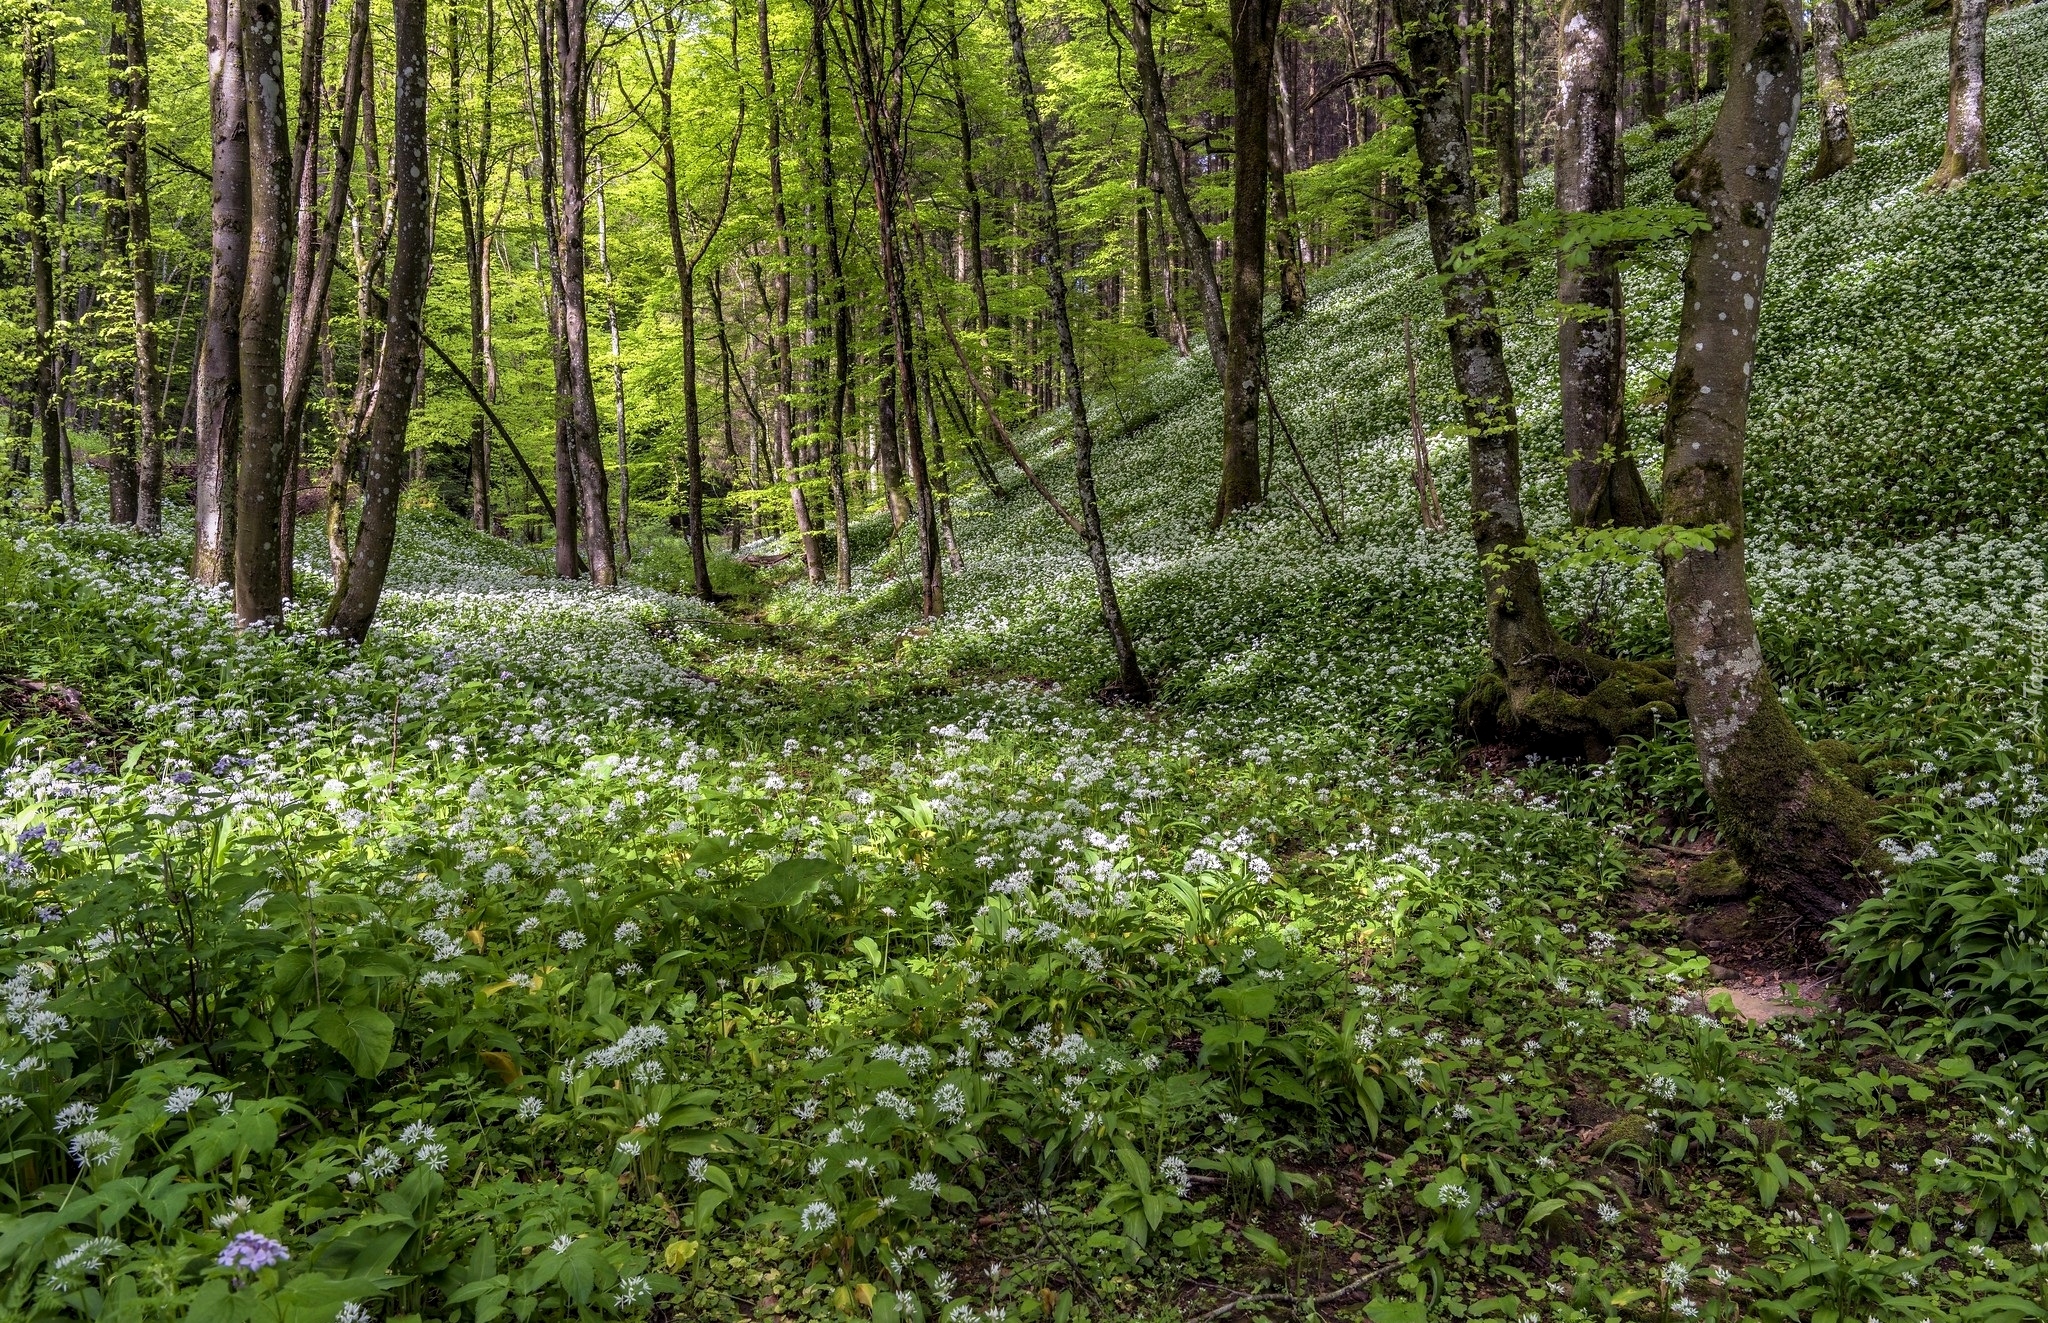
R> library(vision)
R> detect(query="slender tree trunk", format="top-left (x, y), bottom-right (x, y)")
top-left (1928, 0), bottom-right (1985, 188)
top-left (1492, 0), bottom-right (1521, 221)
top-left (597, 171), bottom-right (628, 564)
top-left (450, 0), bottom-right (494, 530)
top-left (105, 43), bottom-right (140, 528)
top-left (234, 0), bottom-right (295, 625)
top-left (816, 0), bottom-right (854, 591)
top-left (1268, 70), bottom-right (1308, 320)
top-left (1634, 0), bottom-right (1666, 126)
top-left (1005, 0), bottom-right (1151, 700)
top-left (1807, 0), bottom-right (1854, 180)
top-left (22, 9), bottom-right (66, 519)
top-left (1557, 0), bottom-right (1656, 527)
top-left (1214, 0), bottom-right (1283, 528)
top-left (873, 305), bottom-right (910, 526)
top-left (325, 0), bottom-right (428, 642)
top-left (1701, 0), bottom-right (1729, 90)
top-left (114, 0), bottom-right (166, 533)
top-left (1659, 0), bottom-right (1872, 919)
top-left (1134, 138), bottom-right (1158, 335)
top-left (1121, 0), bottom-right (1228, 378)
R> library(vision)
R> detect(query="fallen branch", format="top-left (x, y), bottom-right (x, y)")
top-left (1188, 1256), bottom-right (1402, 1323)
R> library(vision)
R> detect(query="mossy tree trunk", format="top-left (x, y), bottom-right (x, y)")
top-left (1557, 0), bottom-right (1658, 529)
top-left (1928, 0), bottom-right (1986, 189)
top-left (1389, 0), bottom-right (1677, 757)
top-left (1658, 0), bottom-right (1874, 922)
top-left (1214, 0), bottom-right (1283, 529)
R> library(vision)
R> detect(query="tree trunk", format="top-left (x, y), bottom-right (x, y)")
top-left (1557, 0), bottom-right (1657, 527)
top-left (1491, 0), bottom-right (1521, 222)
top-left (1122, 0), bottom-right (1228, 379)
top-left (324, 0), bottom-right (428, 643)
top-left (1928, 0), bottom-right (1985, 189)
top-left (1807, 0), bottom-right (1855, 181)
top-left (1633, 0), bottom-right (1666, 127)
top-left (450, 0), bottom-right (494, 531)
top-left (115, 0), bottom-right (165, 533)
top-left (1134, 139), bottom-right (1158, 335)
top-left (1392, 0), bottom-right (1675, 754)
top-left (597, 172), bottom-right (628, 563)
top-left (1214, 0), bottom-right (1283, 529)
top-left (1268, 70), bottom-right (1308, 320)
top-left (22, 9), bottom-right (66, 519)
top-left (1659, 0), bottom-right (1873, 921)
top-left (196, 0), bottom-right (249, 579)
top-left (1004, 0), bottom-right (1152, 701)
top-left (234, 0), bottom-right (294, 626)
top-left (873, 305), bottom-right (911, 527)
top-left (544, 0), bottom-right (616, 584)
top-left (816, 0), bottom-right (854, 592)
top-left (1701, 0), bottom-right (1729, 90)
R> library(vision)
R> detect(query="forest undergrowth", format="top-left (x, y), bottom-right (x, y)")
top-left (5, 8), bottom-right (2048, 1322)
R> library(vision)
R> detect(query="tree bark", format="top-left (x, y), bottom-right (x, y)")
top-left (1003, 0), bottom-right (1151, 701)
top-left (1491, 0), bottom-right (1520, 222)
top-left (234, 0), bottom-right (295, 626)
top-left (105, 34), bottom-right (140, 528)
top-left (22, 7), bottom-right (66, 519)
top-left (816, 0), bottom-right (854, 592)
top-left (1658, 0), bottom-right (1873, 921)
top-left (1214, 0), bottom-right (1283, 529)
top-left (449, 0), bottom-right (494, 530)
top-left (196, 0), bottom-right (249, 580)
top-left (1268, 66), bottom-right (1308, 320)
top-left (1928, 0), bottom-right (1985, 189)
top-left (114, 0), bottom-right (165, 533)
top-left (1557, 0), bottom-right (1657, 527)
top-left (1134, 139), bottom-right (1158, 335)
top-left (543, 0), bottom-right (616, 584)
top-left (323, 0), bottom-right (427, 642)
top-left (1633, 0), bottom-right (1667, 127)
top-left (1807, 0), bottom-right (1855, 181)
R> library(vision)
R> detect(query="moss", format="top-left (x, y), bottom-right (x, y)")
top-left (1683, 850), bottom-right (1751, 902)
top-left (1593, 1112), bottom-right (1661, 1156)
top-left (1457, 644), bottom-right (1682, 760)
top-left (1713, 690), bottom-right (1879, 927)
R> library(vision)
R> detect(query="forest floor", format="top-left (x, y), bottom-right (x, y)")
top-left (5, 5), bottom-right (2048, 1322)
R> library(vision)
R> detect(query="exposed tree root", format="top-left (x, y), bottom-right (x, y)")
top-left (1458, 646), bottom-right (1681, 761)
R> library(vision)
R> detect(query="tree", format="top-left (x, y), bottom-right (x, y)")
top-left (1808, 0), bottom-right (1854, 182)
top-left (540, 0), bottom-right (618, 585)
top-left (1657, 0), bottom-right (1874, 922)
top-left (325, 0), bottom-right (431, 642)
top-left (233, 0), bottom-right (295, 626)
top-left (1928, 0), bottom-right (1986, 189)
top-left (194, 0), bottom-right (248, 584)
top-left (1001, 0), bottom-right (1150, 700)
top-left (449, 0), bottom-right (496, 532)
top-left (112, 0), bottom-right (164, 533)
top-left (1556, 0), bottom-right (1656, 527)
top-left (638, 0), bottom-right (742, 601)
top-left (814, 0), bottom-right (855, 592)
top-left (1213, 0), bottom-right (1283, 529)
top-left (1490, 0), bottom-right (1519, 222)
top-left (21, 1), bottom-right (66, 520)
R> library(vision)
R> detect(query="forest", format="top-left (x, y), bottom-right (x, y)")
top-left (0, 0), bottom-right (2046, 1312)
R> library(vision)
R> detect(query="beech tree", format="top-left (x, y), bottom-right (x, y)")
top-left (1929, 0), bottom-right (1987, 188)
top-left (1809, 0), bottom-right (1855, 181)
top-left (1656, 0), bottom-right (1876, 921)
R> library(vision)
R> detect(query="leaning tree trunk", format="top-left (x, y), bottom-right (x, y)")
top-left (815, 0), bottom-right (854, 593)
top-left (1390, 0), bottom-right (1676, 755)
top-left (323, 0), bottom-right (428, 643)
top-left (1658, 0), bottom-right (1873, 922)
top-left (1557, 0), bottom-right (1657, 528)
top-left (1807, 0), bottom-right (1854, 181)
top-left (1927, 0), bottom-right (1986, 189)
top-left (1213, 0), bottom-right (1282, 529)
top-left (194, 0), bottom-right (248, 582)
top-left (21, 10), bottom-right (66, 518)
top-left (1004, 0), bottom-right (1151, 701)
top-left (233, 0), bottom-right (294, 627)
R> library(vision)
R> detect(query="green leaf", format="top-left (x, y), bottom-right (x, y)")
top-left (313, 1003), bottom-right (395, 1078)
top-left (739, 856), bottom-right (834, 907)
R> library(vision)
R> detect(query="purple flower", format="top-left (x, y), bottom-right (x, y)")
top-left (218, 1231), bottom-right (289, 1275)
